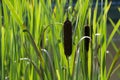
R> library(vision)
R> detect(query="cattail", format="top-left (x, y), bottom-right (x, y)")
top-left (64, 18), bottom-right (72, 57)
top-left (84, 25), bottom-right (90, 52)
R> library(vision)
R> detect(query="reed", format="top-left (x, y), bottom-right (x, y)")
top-left (0, 0), bottom-right (120, 80)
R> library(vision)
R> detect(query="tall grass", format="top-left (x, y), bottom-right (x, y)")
top-left (0, 0), bottom-right (120, 80)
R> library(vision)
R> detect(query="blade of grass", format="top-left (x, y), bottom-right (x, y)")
top-left (100, 0), bottom-right (112, 80)
top-left (107, 20), bottom-right (120, 47)
top-left (1, 26), bottom-right (5, 80)
top-left (111, 64), bottom-right (120, 77)
top-left (3, 0), bottom-right (23, 28)
top-left (108, 18), bottom-right (120, 35)
top-left (41, 49), bottom-right (56, 80)
top-left (111, 41), bottom-right (119, 52)
top-left (107, 49), bottom-right (120, 80)
top-left (20, 58), bottom-right (43, 80)
top-left (23, 29), bottom-right (45, 68)
top-left (118, 7), bottom-right (120, 12)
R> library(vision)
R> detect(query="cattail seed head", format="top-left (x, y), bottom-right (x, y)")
top-left (84, 25), bottom-right (90, 52)
top-left (64, 18), bottom-right (72, 57)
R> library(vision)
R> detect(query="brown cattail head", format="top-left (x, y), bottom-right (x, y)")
top-left (84, 25), bottom-right (90, 52)
top-left (64, 18), bottom-right (72, 57)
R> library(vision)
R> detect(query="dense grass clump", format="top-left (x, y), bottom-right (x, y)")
top-left (0, 0), bottom-right (120, 80)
